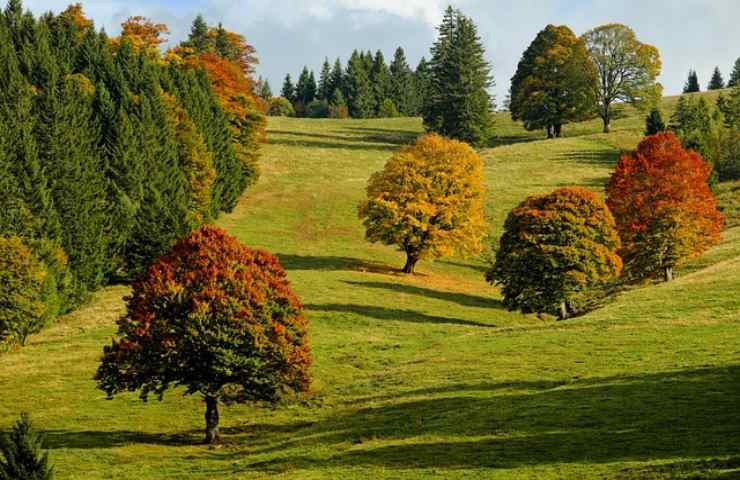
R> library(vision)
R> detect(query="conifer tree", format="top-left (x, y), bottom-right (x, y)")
top-left (645, 108), bottom-right (666, 135)
top-left (345, 50), bottom-right (375, 118)
top-left (295, 66), bottom-right (316, 105)
top-left (389, 47), bottom-right (415, 116)
top-left (425, 7), bottom-right (495, 146)
top-left (413, 57), bottom-right (431, 116)
top-left (0, 413), bottom-right (53, 480)
top-left (370, 50), bottom-right (392, 115)
top-left (729, 57), bottom-right (740, 88)
top-left (281, 73), bottom-right (295, 103)
top-left (707, 66), bottom-right (725, 90)
top-left (683, 69), bottom-right (700, 93)
top-left (258, 77), bottom-right (272, 100)
top-left (188, 14), bottom-right (210, 53)
top-left (318, 57), bottom-right (331, 100)
top-left (329, 57), bottom-right (344, 98)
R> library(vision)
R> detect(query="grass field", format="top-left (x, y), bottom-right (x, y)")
top-left (2, 92), bottom-right (740, 479)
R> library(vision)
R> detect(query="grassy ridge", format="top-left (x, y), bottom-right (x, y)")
top-left (1, 92), bottom-right (739, 479)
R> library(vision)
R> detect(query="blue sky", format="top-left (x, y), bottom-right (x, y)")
top-left (23, 0), bottom-right (740, 103)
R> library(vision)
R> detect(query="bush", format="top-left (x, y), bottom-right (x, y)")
top-left (377, 98), bottom-right (400, 118)
top-left (0, 412), bottom-right (53, 480)
top-left (306, 99), bottom-right (329, 118)
top-left (267, 97), bottom-right (295, 117)
top-left (359, 134), bottom-right (487, 273)
top-left (328, 104), bottom-right (349, 119)
top-left (0, 237), bottom-right (49, 347)
top-left (95, 225), bottom-right (312, 444)
top-left (487, 187), bottom-right (622, 319)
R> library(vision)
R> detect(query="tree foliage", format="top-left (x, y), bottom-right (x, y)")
top-left (683, 69), bottom-right (700, 93)
top-left (581, 23), bottom-right (662, 133)
top-left (487, 187), bottom-right (622, 319)
top-left (510, 24), bottom-right (597, 138)
top-left (359, 134), bottom-right (487, 273)
top-left (606, 132), bottom-right (723, 281)
top-left (645, 108), bottom-right (666, 135)
top-left (707, 66), bottom-right (725, 90)
top-left (0, 412), bottom-right (53, 480)
top-left (729, 57), bottom-right (740, 88)
top-left (95, 225), bottom-right (312, 444)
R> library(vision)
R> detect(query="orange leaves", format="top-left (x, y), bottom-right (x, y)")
top-left (606, 132), bottom-right (723, 278)
top-left (60, 3), bottom-right (92, 31)
top-left (114, 16), bottom-right (169, 58)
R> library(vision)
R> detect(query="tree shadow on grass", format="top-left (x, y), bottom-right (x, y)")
top-left (276, 254), bottom-right (400, 276)
top-left (304, 303), bottom-right (496, 328)
top-left (268, 137), bottom-right (399, 152)
top-left (557, 149), bottom-right (621, 167)
top-left (216, 365), bottom-right (740, 473)
top-left (343, 127), bottom-right (420, 146)
top-left (342, 280), bottom-right (501, 309)
top-left (42, 429), bottom-right (195, 449)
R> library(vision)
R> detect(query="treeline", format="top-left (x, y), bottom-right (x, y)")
top-left (0, 0), bottom-right (264, 347)
top-left (683, 58), bottom-right (740, 93)
top-left (269, 47), bottom-right (429, 119)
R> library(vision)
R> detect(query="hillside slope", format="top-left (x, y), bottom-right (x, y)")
top-left (1, 92), bottom-right (738, 479)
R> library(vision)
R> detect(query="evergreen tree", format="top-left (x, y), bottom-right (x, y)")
top-left (295, 66), bottom-right (316, 105)
top-left (281, 73), bottom-right (295, 103)
top-left (708, 66), bottom-right (725, 90)
top-left (0, 413), bottom-right (53, 480)
top-left (683, 69), bottom-right (700, 93)
top-left (370, 50), bottom-right (392, 115)
top-left (645, 108), bottom-right (666, 135)
top-left (425, 7), bottom-right (495, 146)
top-left (345, 50), bottom-right (375, 118)
top-left (258, 77), bottom-right (272, 100)
top-left (729, 57), bottom-right (740, 88)
top-left (318, 57), bottom-right (331, 100)
top-left (188, 14), bottom-right (210, 53)
top-left (329, 58), bottom-right (344, 99)
top-left (389, 47), bottom-right (415, 116)
top-left (413, 57), bottom-right (432, 116)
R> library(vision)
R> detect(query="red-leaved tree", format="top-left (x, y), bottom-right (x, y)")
top-left (95, 226), bottom-right (311, 444)
top-left (606, 132), bottom-right (723, 281)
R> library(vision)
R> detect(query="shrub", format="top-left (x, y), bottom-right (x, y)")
top-left (359, 134), bottom-right (487, 273)
top-left (268, 97), bottom-right (295, 117)
top-left (328, 104), bottom-right (349, 119)
top-left (606, 132), bottom-right (724, 281)
top-left (95, 225), bottom-right (312, 444)
top-left (487, 187), bottom-right (622, 319)
top-left (645, 108), bottom-right (666, 135)
top-left (377, 99), bottom-right (400, 118)
top-left (0, 237), bottom-right (49, 347)
top-left (306, 99), bottom-right (329, 118)
top-left (0, 413), bottom-right (53, 480)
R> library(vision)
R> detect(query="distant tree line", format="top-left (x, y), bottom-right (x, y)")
top-left (0, 0), bottom-right (265, 348)
top-left (682, 59), bottom-right (740, 93)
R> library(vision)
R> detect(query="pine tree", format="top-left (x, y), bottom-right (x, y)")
top-left (295, 66), bottom-right (316, 105)
top-left (729, 57), bottom-right (740, 88)
top-left (318, 57), bottom-right (331, 100)
top-left (370, 50), bottom-right (392, 115)
top-left (708, 66), bottom-right (725, 90)
top-left (258, 78), bottom-right (272, 100)
top-left (645, 108), bottom-right (666, 135)
top-left (389, 47), bottom-right (415, 116)
top-left (683, 69), bottom-right (700, 93)
top-left (329, 58), bottom-right (344, 99)
top-left (0, 413), bottom-right (53, 480)
top-left (425, 7), bottom-right (495, 146)
top-left (413, 57), bottom-right (431, 117)
top-left (345, 50), bottom-right (375, 118)
top-left (188, 14), bottom-right (210, 53)
top-left (281, 73), bottom-right (295, 103)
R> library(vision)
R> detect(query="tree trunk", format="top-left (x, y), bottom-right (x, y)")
top-left (559, 301), bottom-right (569, 320)
top-left (402, 253), bottom-right (419, 274)
top-left (204, 395), bottom-right (220, 444)
top-left (554, 124), bottom-right (562, 138)
top-left (602, 106), bottom-right (610, 133)
top-left (547, 125), bottom-right (553, 139)
top-left (664, 266), bottom-right (674, 282)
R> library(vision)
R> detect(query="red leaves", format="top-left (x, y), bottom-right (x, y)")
top-left (606, 132), bottom-right (723, 277)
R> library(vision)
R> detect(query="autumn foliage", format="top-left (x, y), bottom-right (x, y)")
top-left (606, 132), bottom-right (723, 281)
top-left (95, 226), bottom-right (311, 444)
top-left (487, 187), bottom-right (622, 319)
top-left (359, 134), bottom-right (487, 273)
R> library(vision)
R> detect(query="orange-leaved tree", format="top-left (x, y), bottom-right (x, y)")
top-left (359, 134), bottom-right (487, 274)
top-left (114, 16), bottom-right (169, 58)
top-left (95, 226), bottom-right (311, 444)
top-left (606, 131), bottom-right (723, 281)
top-left (487, 187), bottom-right (622, 319)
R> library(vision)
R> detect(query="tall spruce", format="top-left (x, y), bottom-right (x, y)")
top-left (345, 50), bottom-right (375, 118)
top-left (729, 57), bottom-right (740, 88)
top-left (281, 73), bottom-right (295, 103)
top-left (188, 14), bottom-right (210, 53)
top-left (708, 66), bottom-right (725, 90)
top-left (295, 66), bottom-right (316, 105)
top-left (425, 7), bottom-right (495, 146)
top-left (318, 57), bottom-right (331, 100)
top-left (684, 69), bottom-right (700, 93)
top-left (258, 78), bottom-right (272, 100)
top-left (329, 58), bottom-right (344, 98)
top-left (414, 57), bottom-right (432, 117)
top-left (370, 50), bottom-right (392, 115)
top-left (389, 47), bottom-right (415, 116)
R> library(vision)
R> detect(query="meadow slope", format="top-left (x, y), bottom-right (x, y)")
top-left (1, 92), bottom-right (739, 479)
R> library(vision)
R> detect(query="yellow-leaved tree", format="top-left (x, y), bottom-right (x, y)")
top-left (359, 134), bottom-right (487, 274)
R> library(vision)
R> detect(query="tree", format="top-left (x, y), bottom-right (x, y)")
top-left (329, 58), bottom-right (344, 99)
top-left (258, 78), bottom-right (272, 101)
top-left (370, 50), bottom-right (392, 115)
top-left (117, 16), bottom-right (168, 56)
top-left (358, 134), bottom-right (487, 274)
top-left (345, 50), bottom-right (375, 118)
top-left (187, 14), bottom-right (210, 53)
top-left (328, 89), bottom-right (348, 119)
top-left (281, 73), bottom-right (295, 103)
top-left (708, 66), bottom-right (725, 90)
top-left (683, 69), bottom-right (700, 93)
top-left (424, 7), bottom-right (495, 146)
top-left (582, 23), bottom-right (662, 133)
top-left (295, 66), bottom-right (316, 106)
top-left (728, 57), bottom-right (740, 88)
top-left (389, 47), bottom-right (415, 116)
top-left (318, 57), bottom-right (331, 100)
top-left (377, 98), bottom-right (399, 118)
top-left (510, 24), bottom-right (597, 138)
top-left (486, 187), bottom-right (622, 319)
top-left (645, 108), bottom-right (666, 135)
top-left (0, 413), bottom-right (53, 480)
top-left (95, 225), bottom-right (312, 444)
top-left (413, 57), bottom-right (432, 116)
top-left (669, 95), bottom-right (723, 171)
top-left (606, 132), bottom-right (723, 281)
top-left (268, 97), bottom-right (295, 117)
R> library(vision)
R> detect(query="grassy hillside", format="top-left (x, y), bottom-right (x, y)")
top-left (1, 93), bottom-right (739, 479)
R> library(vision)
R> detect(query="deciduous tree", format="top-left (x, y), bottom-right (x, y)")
top-left (606, 132), bottom-right (723, 281)
top-left (359, 134), bottom-right (487, 273)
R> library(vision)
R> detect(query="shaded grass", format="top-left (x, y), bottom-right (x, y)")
top-left (1, 92), bottom-right (739, 479)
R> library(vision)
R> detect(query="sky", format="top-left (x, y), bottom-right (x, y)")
top-left (23, 0), bottom-right (740, 103)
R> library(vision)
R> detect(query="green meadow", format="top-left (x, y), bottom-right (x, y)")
top-left (1, 91), bottom-right (739, 479)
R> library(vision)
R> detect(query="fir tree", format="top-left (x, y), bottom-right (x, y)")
top-left (188, 14), bottom-right (210, 53)
top-left (413, 57), bottom-right (432, 117)
top-left (295, 66), bottom-right (316, 105)
top-left (0, 413), bottom-right (53, 480)
top-left (729, 57), bottom-right (740, 88)
top-left (683, 69), bottom-right (700, 93)
top-left (425, 7), bottom-right (495, 146)
top-left (389, 47), bottom-right (415, 116)
top-left (708, 66), bottom-right (725, 90)
top-left (258, 77), bottom-right (272, 100)
top-left (645, 108), bottom-right (666, 135)
top-left (370, 50), bottom-right (392, 115)
top-left (345, 50), bottom-right (375, 118)
top-left (281, 73), bottom-right (295, 103)
top-left (329, 58), bottom-right (344, 99)
top-left (318, 57), bottom-right (331, 100)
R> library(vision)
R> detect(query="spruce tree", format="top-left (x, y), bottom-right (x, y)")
top-left (370, 50), bottom-right (392, 115)
top-left (345, 50), bottom-right (375, 118)
top-left (645, 108), bottom-right (666, 135)
top-left (0, 413), bottom-right (53, 480)
top-left (318, 57), bottom-right (331, 100)
top-left (425, 7), bottom-right (495, 146)
top-left (295, 66), bottom-right (316, 105)
top-left (683, 69), bottom-right (700, 93)
top-left (281, 73), bottom-right (295, 103)
top-left (258, 78), bottom-right (272, 100)
top-left (729, 57), bottom-right (740, 88)
top-left (188, 14), bottom-right (210, 53)
top-left (413, 57), bottom-right (431, 117)
top-left (329, 58), bottom-right (344, 99)
top-left (708, 66), bottom-right (725, 90)
top-left (389, 47), bottom-right (415, 116)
